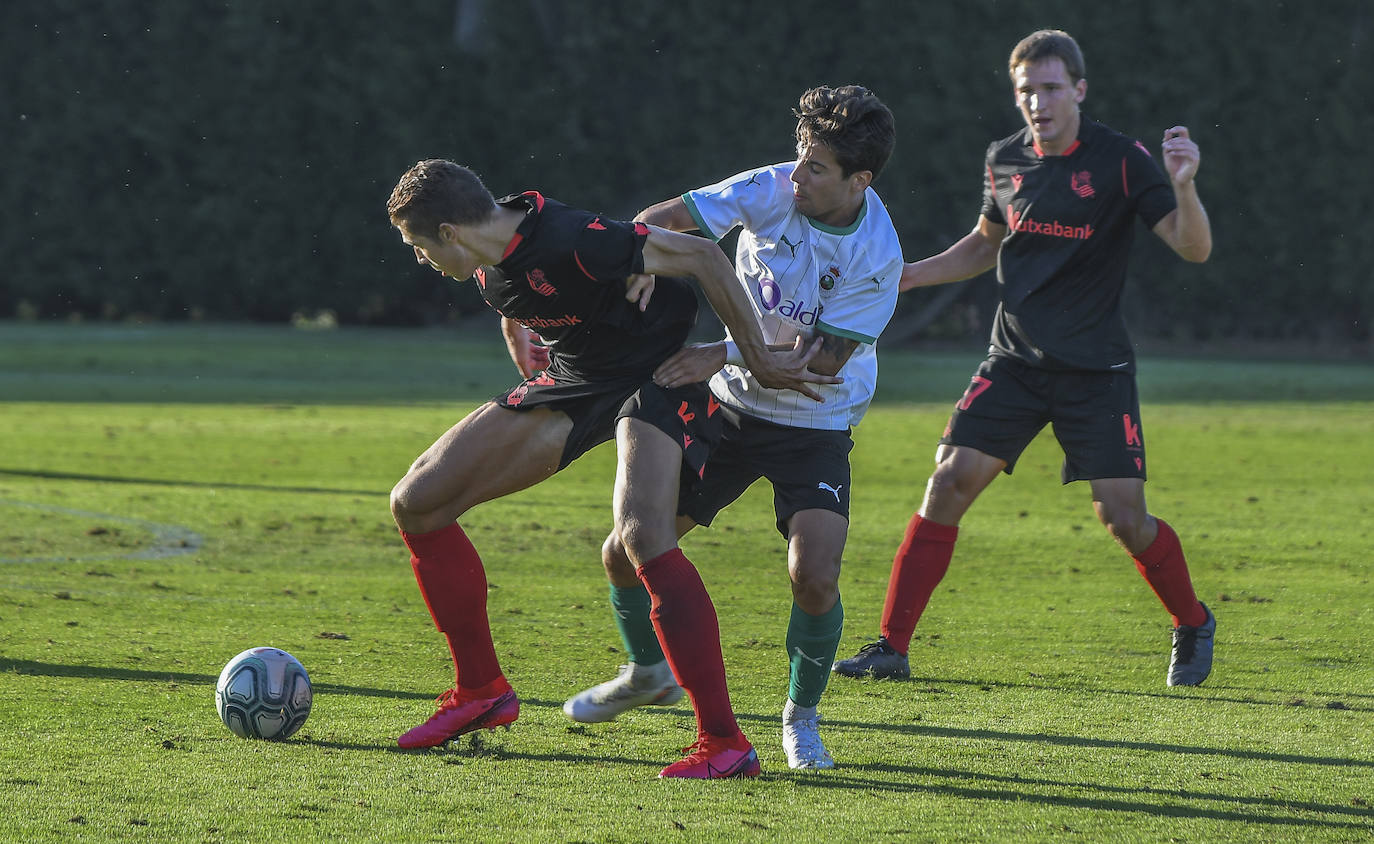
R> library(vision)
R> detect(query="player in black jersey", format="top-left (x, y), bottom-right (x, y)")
top-left (834, 30), bottom-right (1218, 687)
top-left (384, 159), bottom-right (835, 778)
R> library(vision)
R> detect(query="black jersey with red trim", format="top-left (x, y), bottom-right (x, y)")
top-left (980, 118), bottom-right (1177, 373)
top-left (472, 191), bottom-right (698, 378)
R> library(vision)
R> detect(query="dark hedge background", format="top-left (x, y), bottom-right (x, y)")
top-left (3, 1), bottom-right (1370, 349)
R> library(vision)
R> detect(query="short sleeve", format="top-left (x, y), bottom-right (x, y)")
top-left (979, 144), bottom-right (1005, 225)
top-left (683, 164), bottom-right (795, 242)
top-left (1124, 139), bottom-right (1177, 228)
top-left (571, 217), bottom-right (650, 281)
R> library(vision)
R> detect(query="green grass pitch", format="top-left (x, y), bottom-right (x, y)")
top-left (1, 322), bottom-right (1371, 841)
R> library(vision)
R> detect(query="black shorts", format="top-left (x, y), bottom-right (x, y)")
top-left (941, 355), bottom-right (1146, 483)
top-left (495, 368), bottom-right (722, 480)
top-left (679, 405), bottom-right (853, 538)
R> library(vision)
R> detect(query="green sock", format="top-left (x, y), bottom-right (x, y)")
top-left (786, 598), bottom-right (844, 708)
top-left (610, 583), bottom-right (665, 666)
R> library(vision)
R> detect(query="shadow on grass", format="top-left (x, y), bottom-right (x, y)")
top-left (7, 657), bottom-right (1371, 830)
top-left (0, 468), bottom-right (382, 498)
top-left (878, 670), bottom-right (1374, 709)
top-left (785, 765), bottom-right (1374, 832)
top-left (308, 732), bottom-right (1374, 833)
top-left (0, 658), bottom-right (428, 700)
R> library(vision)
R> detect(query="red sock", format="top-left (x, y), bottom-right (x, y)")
top-left (879, 514), bottom-right (959, 654)
top-left (636, 548), bottom-right (745, 746)
top-left (401, 524), bottom-right (509, 695)
top-left (1132, 519), bottom-right (1206, 627)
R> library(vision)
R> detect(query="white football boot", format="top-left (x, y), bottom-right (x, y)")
top-left (782, 699), bottom-right (835, 769)
top-left (562, 661), bottom-right (684, 723)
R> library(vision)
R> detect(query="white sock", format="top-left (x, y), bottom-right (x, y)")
top-left (629, 660), bottom-right (672, 687)
top-left (783, 699), bottom-right (817, 723)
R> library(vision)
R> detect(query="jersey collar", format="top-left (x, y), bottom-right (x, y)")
top-left (496, 191), bottom-right (546, 261)
top-left (1029, 116), bottom-right (1100, 158)
top-left (806, 193), bottom-right (869, 235)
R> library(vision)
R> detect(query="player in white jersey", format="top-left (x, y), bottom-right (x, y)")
top-left (686, 161), bottom-right (901, 431)
top-left (563, 85), bottom-right (903, 770)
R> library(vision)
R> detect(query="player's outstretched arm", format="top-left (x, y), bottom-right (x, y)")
top-left (899, 217), bottom-right (1004, 292)
top-left (623, 197), bottom-right (700, 312)
top-left (634, 197), bottom-right (699, 233)
top-left (640, 227), bottom-right (840, 401)
top-left (1152, 126), bottom-right (1212, 263)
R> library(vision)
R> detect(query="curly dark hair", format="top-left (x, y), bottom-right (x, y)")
top-left (387, 159), bottom-right (497, 240)
top-left (793, 85), bottom-right (896, 179)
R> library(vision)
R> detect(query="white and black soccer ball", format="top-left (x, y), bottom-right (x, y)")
top-left (215, 647), bottom-right (313, 740)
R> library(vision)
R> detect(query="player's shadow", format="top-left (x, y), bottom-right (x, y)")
top-left (302, 729), bottom-right (1373, 834)
top-left (875, 670), bottom-right (1374, 710)
top-left (0, 467), bottom-right (381, 498)
top-left (784, 763), bottom-right (1374, 833)
top-left (12, 655), bottom-right (1372, 831)
top-left (0, 658), bottom-right (431, 700)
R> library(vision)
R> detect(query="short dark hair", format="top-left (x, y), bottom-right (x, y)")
top-left (1008, 29), bottom-right (1086, 83)
top-left (387, 159), bottom-right (497, 239)
top-left (793, 85), bottom-right (896, 179)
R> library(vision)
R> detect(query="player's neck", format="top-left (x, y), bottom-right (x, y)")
top-left (1039, 114), bottom-right (1083, 157)
top-left (809, 195), bottom-right (865, 229)
top-left (464, 207), bottom-right (528, 264)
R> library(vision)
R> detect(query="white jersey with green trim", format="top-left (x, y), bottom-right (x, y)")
top-left (683, 162), bottom-right (903, 430)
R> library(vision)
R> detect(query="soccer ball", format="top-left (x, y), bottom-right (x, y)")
top-left (215, 647), bottom-right (313, 740)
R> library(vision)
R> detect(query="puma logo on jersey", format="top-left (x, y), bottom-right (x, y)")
top-left (587, 218), bottom-right (607, 231)
top-left (779, 234), bottom-right (803, 257)
top-left (745, 173), bottom-right (763, 187)
top-left (817, 481), bottom-right (844, 502)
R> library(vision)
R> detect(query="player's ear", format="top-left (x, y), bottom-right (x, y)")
top-left (850, 170), bottom-right (873, 192)
top-left (1074, 78), bottom-right (1087, 104)
top-left (437, 222), bottom-right (461, 244)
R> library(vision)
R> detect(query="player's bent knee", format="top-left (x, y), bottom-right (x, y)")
top-left (1098, 507), bottom-right (1151, 550)
top-left (925, 467), bottom-right (980, 513)
top-left (601, 532), bottom-right (636, 579)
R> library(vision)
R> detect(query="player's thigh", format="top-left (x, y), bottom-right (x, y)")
top-left (754, 423), bottom-right (853, 538)
top-left (394, 402), bottom-right (571, 521)
top-left (1050, 372), bottom-right (1147, 483)
top-left (613, 415), bottom-right (692, 563)
top-left (941, 357), bottom-right (1048, 473)
top-left (677, 414), bottom-right (763, 529)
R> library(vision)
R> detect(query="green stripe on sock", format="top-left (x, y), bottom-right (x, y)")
top-left (786, 599), bottom-right (844, 708)
top-left (610, 583), bottom-right (665, 666)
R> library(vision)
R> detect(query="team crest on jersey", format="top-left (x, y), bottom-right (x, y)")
top-left (527, 268), bottom-right (556, 296)
top-left (819, 264), bottom-right (842, 291)
top-left (1071, 170), bottom-right (1095, 198)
